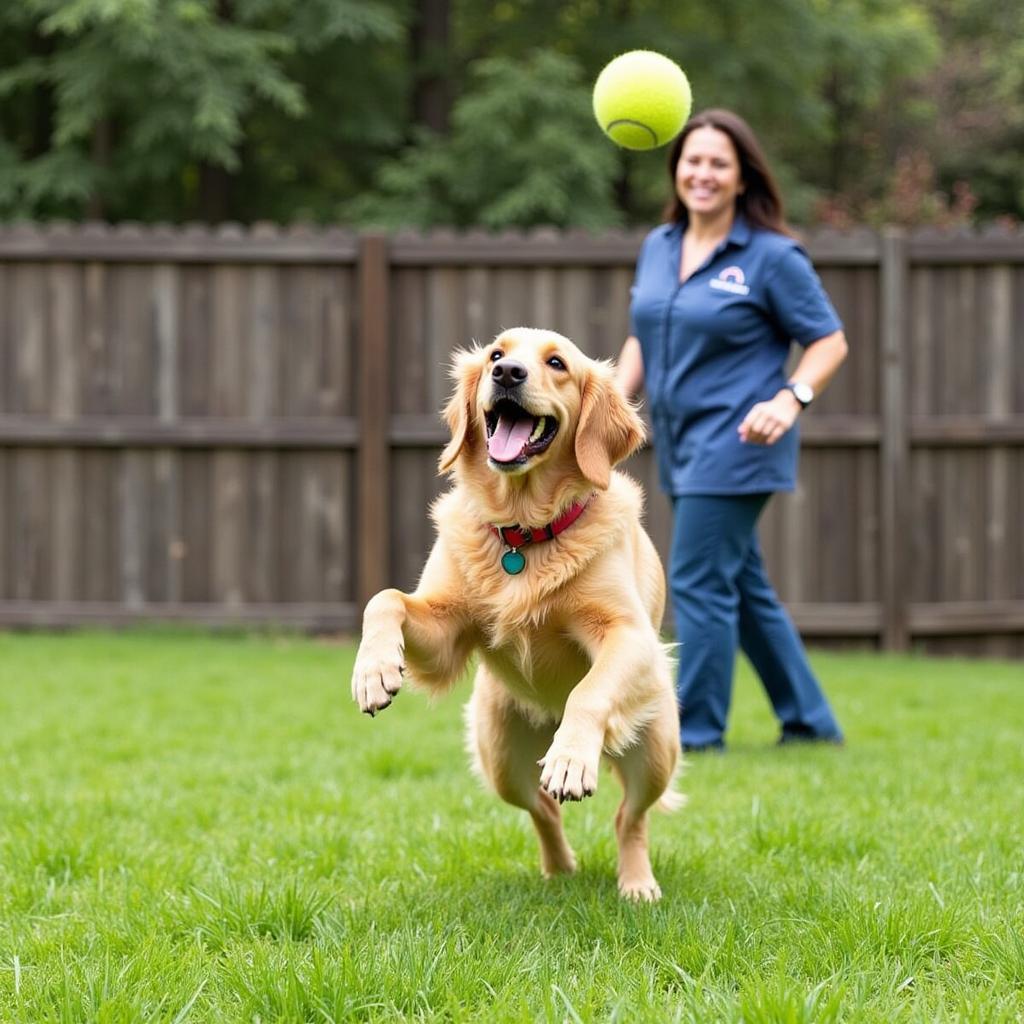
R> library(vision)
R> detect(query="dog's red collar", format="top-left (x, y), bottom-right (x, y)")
top-left (489, 496), bottom-right (593, 574)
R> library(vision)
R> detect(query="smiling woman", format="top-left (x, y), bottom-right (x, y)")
top-left (617, 108), bottom-right (849, 754)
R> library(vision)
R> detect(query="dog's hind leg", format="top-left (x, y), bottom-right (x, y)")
top-left (608, 694), bottom-right (680, 901)
top-left (467, 669), bottom-right (576, 878)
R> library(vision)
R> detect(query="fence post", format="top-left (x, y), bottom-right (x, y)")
top-left (879, 227), bottom-right (909, 651)
top-left (357, 234), bottom-right (391, 614)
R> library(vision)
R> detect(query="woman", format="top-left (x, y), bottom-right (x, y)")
top-left (617, 109), bottom-right (847, 752)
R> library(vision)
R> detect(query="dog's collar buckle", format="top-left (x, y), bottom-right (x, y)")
top-left (490, 496), bottom-right (593, 576)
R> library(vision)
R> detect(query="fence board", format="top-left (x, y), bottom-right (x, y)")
top-left (0, 269), bottom-right (7, 415)
top-left (357, 236), bottom-right (390, 608)
top-left (909, 450), bottom-right (939, 605)
top-left (856, 449), bottom-right (879, 602)
top-left (603, 267), bottom-right (635, 359)
top-left (879, 228), bottom-right (910, 649)
top-left (1016, 267), bottom-right (1024, 414)
top-left (464, 267), bottom-right (490, 343)
top-left (392, 269), bottom-right (428, 416)
top-left (247, 267), bottom-right (277, 420)
top-left (122, 266), bottom-right (157, 415)
top-left (150, 450), bottom-right (182, 603)
top-left (426, 268), bottom-right (464, 414)
top-left (12, 453), bottom-right (46, 597)
top-left (310, 270), bottom-right (344, 417)
top-left (558, 268), bottom-right (592, 345)
top-left (212, 266), bottom-right (247, 418)
top-left (120, 451), bottom-right (147, 607)
top-left (11, 264), bottom-right (48, 415)
top-left (318, 451), bottom-right (349, 602)
top-left (0, 452), bottom-right (6, 597)
top-left (533, 269), bottom-right (558, 332)
top-left (179, 266), bottom-right (211, 417)
top-left (245, 451), bottom-right (278, 605)
top-left (212, 450), bottom-right (245, 606)
top-left (50, 264), bottom-right (81, 420)
top-left (50, 451), bottom-right (78, 600)
top-left (153, 266), bottom-right (179, 423)
top-left (390, 450), bottom-right (438, 592)
top-left (180, 452), bottom-right (211, 602)
top-left (909, 266), bottom-right (933, 417)
top-left (80, 451), bottom-right (118, 601)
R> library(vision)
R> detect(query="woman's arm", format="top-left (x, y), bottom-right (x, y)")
top-left (785, 329), bottom-right (849, 396)
top-left (738, 329), bottom-right (849, 445)
top-left (616, 336), bottom-right (645, 399)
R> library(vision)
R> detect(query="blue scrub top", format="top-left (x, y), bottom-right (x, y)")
top-left (629, 214), bottom-right (842, 496)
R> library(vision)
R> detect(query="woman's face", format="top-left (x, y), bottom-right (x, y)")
top-left (675, 126), bottom-right (744, 219)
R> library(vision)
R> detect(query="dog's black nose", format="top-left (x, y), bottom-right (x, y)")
top-left (491, 358), bottom-right (528, 390)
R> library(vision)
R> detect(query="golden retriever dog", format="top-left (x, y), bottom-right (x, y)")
top-left (351, 327), bottom-right (682, 901)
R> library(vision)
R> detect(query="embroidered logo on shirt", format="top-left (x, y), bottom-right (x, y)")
top-left (709, 266), bottom-right (750, 296)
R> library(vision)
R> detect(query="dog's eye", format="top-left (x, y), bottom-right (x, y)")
top-left (489, 350), bottom-right (503, 362)
top-left (546, 356), bottom-right (567, 371)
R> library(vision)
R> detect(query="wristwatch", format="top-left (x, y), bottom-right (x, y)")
top-left (784, 381), bottom-right (814, 409)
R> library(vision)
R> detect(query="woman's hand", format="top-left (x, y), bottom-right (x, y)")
top-left (738, 390), bottom-right (802, 445)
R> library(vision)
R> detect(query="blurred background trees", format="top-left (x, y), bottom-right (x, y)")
top-left (0, 0), bottom-right (1020, 228)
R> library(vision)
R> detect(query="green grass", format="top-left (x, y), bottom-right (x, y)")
top-left (0, 631), bottom-right (1021, 1023)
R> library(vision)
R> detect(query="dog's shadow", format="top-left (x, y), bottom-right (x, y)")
top-left (422, 852), bottom-right (711, 928)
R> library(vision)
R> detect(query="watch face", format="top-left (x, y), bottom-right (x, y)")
top-left (791, 382), bottom-right (814, 405)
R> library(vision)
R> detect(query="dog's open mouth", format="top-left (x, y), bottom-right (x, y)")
top-left (485, 398), bottom-right (559, 467)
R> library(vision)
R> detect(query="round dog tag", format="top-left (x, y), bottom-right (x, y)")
top-left (501, 550), bottom-right (526, 575)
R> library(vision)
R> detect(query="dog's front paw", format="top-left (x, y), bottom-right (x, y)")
top-left (538, 741), bottom-right (599, 803)
top-left (351, 642), bottom-right (404, 716)
top-left (619, 875), bottom-right (662, 903)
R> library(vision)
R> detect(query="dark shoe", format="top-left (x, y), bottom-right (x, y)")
top-left (777, 731), bottom-right (844, 748)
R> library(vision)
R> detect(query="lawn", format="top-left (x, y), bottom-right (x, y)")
top-left (0, 631), bottom-right (1021, 1023)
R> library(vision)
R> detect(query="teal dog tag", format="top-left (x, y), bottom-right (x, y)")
top-left (501, 550), bottom-right (526, 575)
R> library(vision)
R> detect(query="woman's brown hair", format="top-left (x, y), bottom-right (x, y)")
top-left (663, 108), bottom-right (792, 236)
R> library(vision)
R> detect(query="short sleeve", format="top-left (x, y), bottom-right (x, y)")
top-left (765, 244), bottom-right (843, 347)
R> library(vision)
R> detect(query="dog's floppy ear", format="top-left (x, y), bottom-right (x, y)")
top-left (439, 348), bottom-right (484, 474)
top-left (574, 362), bottom-right (646, 489)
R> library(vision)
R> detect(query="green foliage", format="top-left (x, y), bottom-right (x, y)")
top-left (0, 0), bottom-right (1022, 225)
top-left (0, 0), bottom-right (405, 220)
top-left (348, 0), bottom-right (957, 228)
top-left (918, 0), bottom-right (1024, 223)
top-left (0, 632), bottom-right (1022, 1020)
top-left (347, 51), bottom-right (622, 229)
top-left (783, 0), bottom-right (940, 220)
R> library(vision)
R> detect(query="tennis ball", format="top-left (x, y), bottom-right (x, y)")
top-left (592, 50), bottom-right (692, 151)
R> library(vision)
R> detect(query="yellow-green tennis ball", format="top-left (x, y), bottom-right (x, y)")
top-left (593, 50), bottom-right (692, 151)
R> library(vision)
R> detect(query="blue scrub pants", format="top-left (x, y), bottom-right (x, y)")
top-left (669, 493), bottom-right (843, 749)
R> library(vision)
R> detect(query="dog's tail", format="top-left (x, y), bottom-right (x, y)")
top-left (654, 758), bottom-right (687, 813)
top-left (655, 786), bottom-right (687, 813)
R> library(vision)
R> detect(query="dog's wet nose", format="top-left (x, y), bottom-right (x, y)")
top-left (491, 358), bottom-right (528, 390)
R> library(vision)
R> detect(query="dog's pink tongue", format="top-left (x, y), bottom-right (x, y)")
top-left (488, 412), bottom-right (534, 462)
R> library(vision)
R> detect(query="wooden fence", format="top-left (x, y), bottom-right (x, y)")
top-left (0, 223), bottom-right (1022, 657)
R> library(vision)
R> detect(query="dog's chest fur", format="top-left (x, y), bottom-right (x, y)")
top-left (481, 622), bottom-right (591, 717)
top-left (429, 473), bottom-right (646, 718)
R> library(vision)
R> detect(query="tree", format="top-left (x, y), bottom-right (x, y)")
top-left (346, 51), bottom-right (622, 229)
top-left (918, 0), bottom-right (1024, 222)
top-left (0, 0), bottom-right (405, 221)
top-left (356, 0), bottom-right (945, 227)
top-left (2, 0), bottom-right (1021, 226)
